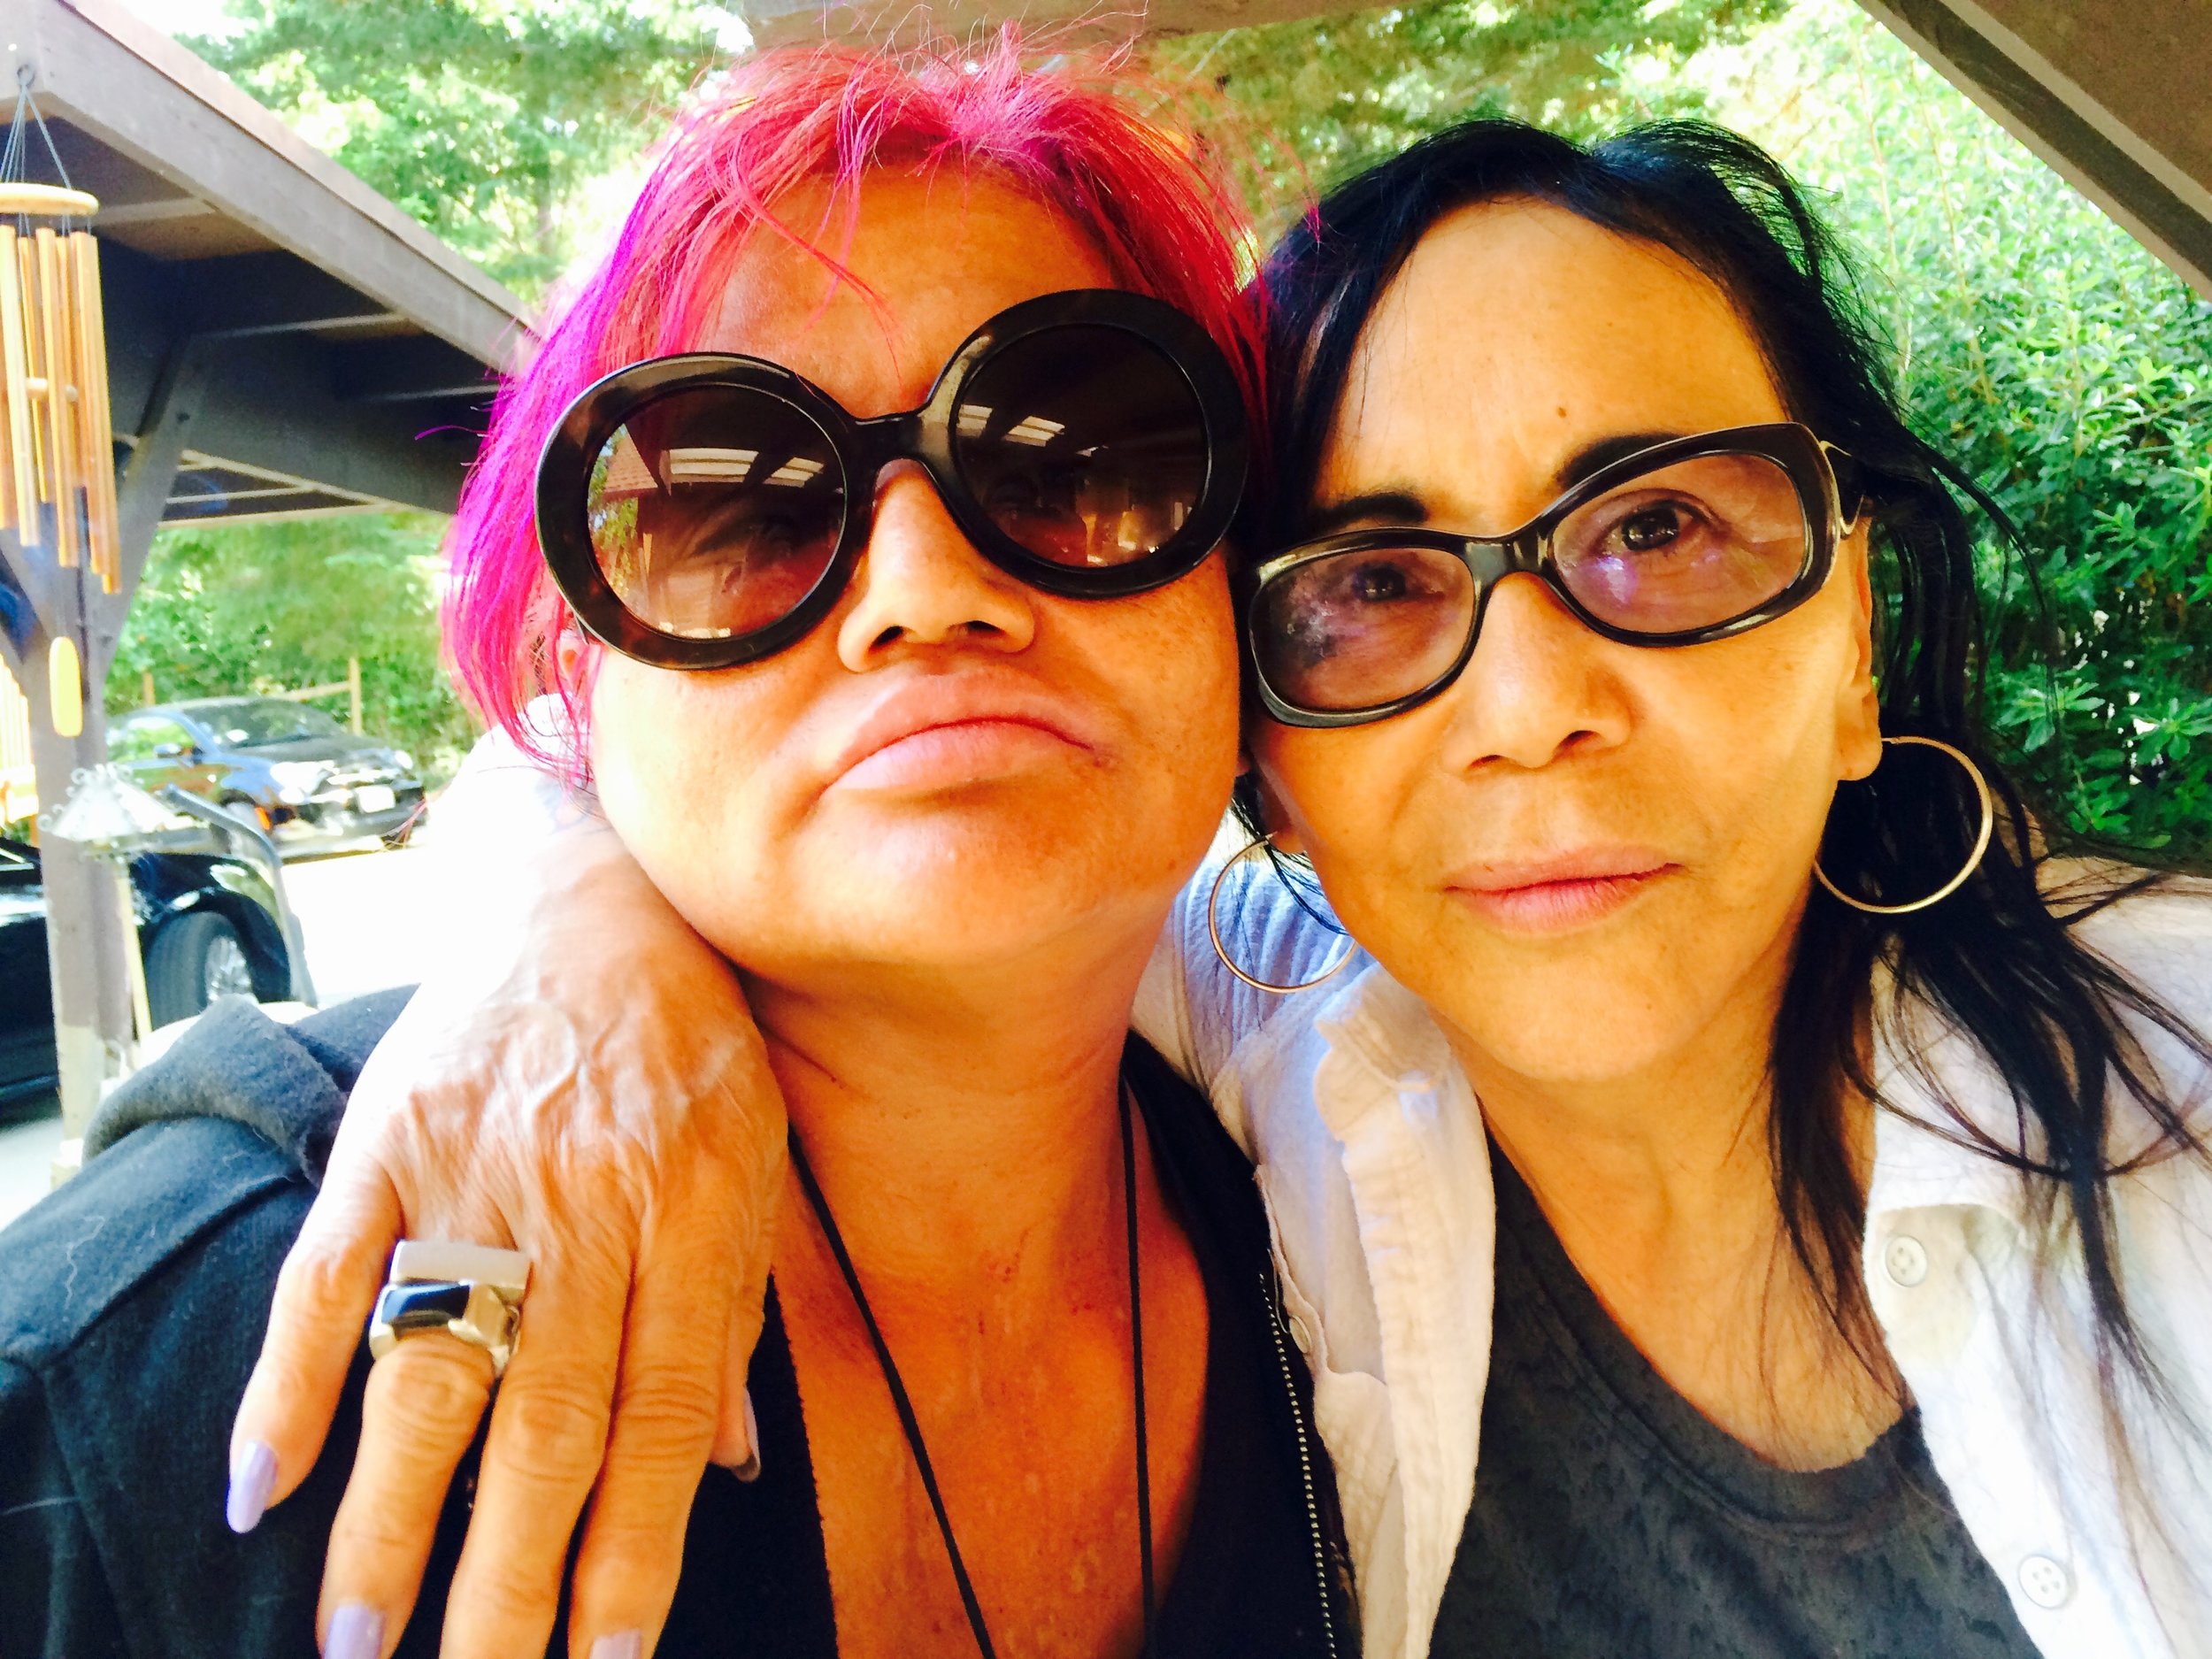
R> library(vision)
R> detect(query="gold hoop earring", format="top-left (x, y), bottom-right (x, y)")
top-left (1207, 838), bottom-right (1358, 995)
top-left (1813, 735), bottom-right (1994, 916)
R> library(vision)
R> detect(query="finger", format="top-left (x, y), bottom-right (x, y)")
top-left (565, 1193), bottom-right (752, 1656)
top-left (709, 1147), bottom-right (776, 1470)
top-left (316, 1333), bottom-right (498, 1659)
top-left (439, 1246), bottom-right (633, 1659)
top-left (227, 1156), bottom-right (403, 1532)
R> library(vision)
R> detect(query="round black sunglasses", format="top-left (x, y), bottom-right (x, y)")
top-left (1240, 422), bottom-right (1868, 728)
top-left (536, 288), bottom-right (1250, 671)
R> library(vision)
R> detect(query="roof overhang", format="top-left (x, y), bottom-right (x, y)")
top-left (740, 0), bottom-right (2212, 305)
top-left (0, 0), bottom-right (536, 523)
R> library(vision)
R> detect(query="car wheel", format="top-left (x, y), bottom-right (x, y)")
top-left (145, 912), bottom-right (257, 1026)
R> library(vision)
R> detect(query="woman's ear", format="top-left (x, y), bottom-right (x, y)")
top-left (1835, 524), bottom-right (1883, 783)
top-left (555, 624), bottom-right (592, 685)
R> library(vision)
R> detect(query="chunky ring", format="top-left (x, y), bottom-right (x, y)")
top-left (367, 1240), bottom-right (532, 1379)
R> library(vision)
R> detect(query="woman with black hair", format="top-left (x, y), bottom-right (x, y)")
top-left (204, 119), bottom-right (2211, 1659)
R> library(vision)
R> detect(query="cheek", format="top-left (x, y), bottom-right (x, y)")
top-left (588, 657), bottom-right (787, 924)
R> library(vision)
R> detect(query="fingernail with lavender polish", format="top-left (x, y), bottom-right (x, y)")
top-left (226, 1440), bottom-right (277, 1534)
top-left (323, 1602), bottom-right (383, 1659)
top-left (589, 1633), bottom-right (642, 1659)
top-left (732, 1389), bottom-right (762, 1484)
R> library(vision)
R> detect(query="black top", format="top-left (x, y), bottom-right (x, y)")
top-left (1431, 1147), bottom-right (2042, 1659)
top-left (0, 994), bottom-right (1355, 1659)
top-left (654, 1040), bottom-right (1356, 1657)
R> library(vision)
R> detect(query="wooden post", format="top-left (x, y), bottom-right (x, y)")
top-left (141, 667), bottom-right (154, 706)
top-left (0, 335), bottom-right (206, 1134)
top-left (348, 654), bottom-right (362, 733)
top-left (3, 624), bottom-right (134, 1133)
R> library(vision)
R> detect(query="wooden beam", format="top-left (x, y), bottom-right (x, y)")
top-left (180, 252), bottom-right (405, 339)
top-left (1855, 0), bottom-right (2212, 302)
top-left (0, 0), bottom-right (531, 371)
top-left (0, 328), bottom-right (205, 1133)
top-left (7, 626), bottom-right (133, 1137)
top-left (333, 334), bottom-right (497, 403)
top-left (106, 336), bottom-right (208, 640)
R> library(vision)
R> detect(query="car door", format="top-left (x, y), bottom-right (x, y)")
top-left (111, 713), bottom-right (217, 802)
top-left (0, 840), bottom-right (53, 1097)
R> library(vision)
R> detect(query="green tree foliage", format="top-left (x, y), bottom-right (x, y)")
top-left (107, 514), bottom-right (476, 777)
top-left (142, 1), bottom-right (2208, 855)
top-left (1156, 0), bottom-right (2211, 857)
top-left (1686, 0), bottom-right (2212, 856)
top-left (1150, 0), bottom-right (1787, 209)
top-left (184, 0), bottom-right (728, 297)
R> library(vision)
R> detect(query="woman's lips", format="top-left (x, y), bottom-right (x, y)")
top-left (837, 718), bottom-right (1087, 791)
top-left (826, 672), bottom-right (1102, 793)
top-left (1446, 849), bottom-right (1679, 933)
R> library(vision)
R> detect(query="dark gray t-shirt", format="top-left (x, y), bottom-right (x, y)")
top-left (1430, 1149), bottom-right (2042, 1659)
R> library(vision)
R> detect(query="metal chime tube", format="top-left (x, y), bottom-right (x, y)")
top-left (71, 232), bottom-right (118, 591)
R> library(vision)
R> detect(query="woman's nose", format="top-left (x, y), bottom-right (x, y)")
top-left (1436, 572), bottom-right (1633, 772)
top-left (834, 464), bottom-right (1039, 667)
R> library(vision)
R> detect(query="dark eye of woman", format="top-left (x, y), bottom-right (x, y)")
top-left (1352, 562), bottom-right (1409, 602)
top-left (1618, 505), bottom-right (1686, 553)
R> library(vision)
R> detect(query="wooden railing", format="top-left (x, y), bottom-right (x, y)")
top-left (273, 656), bottom-right (364, 734)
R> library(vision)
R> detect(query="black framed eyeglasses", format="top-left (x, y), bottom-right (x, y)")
top-left (535, 288), bottom-right (1250, 671)
top-left (1240, 422), bottom-right (1867, 728)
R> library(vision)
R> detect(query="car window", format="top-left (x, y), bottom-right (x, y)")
top-left (192, 699), bottom-right (347, 748)
top-left (111, 716), bottom-right (194, 762)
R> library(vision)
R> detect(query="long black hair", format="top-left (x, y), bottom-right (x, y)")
top-left (1233, 117), bottom-right (2212, 1402)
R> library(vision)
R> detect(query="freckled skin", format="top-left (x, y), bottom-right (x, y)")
top-left (589, 172), bottom-right (1232, 1657)
top-left (595, 176), bottom-right (1240, 999)
top-left (1249, 202), bottom-right (1898, 1471)
top-left (1251, 201), bottom-right (1883, 1090)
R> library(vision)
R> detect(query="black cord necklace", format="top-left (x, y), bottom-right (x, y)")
top-left (787, 1084), bottom-right (1156, 1658)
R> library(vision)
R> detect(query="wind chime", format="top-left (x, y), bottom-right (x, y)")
top-left (0, 72), bottom-right (118, 741)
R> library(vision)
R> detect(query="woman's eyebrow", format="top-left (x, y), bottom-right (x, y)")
top-left (1296, 488), bottom-right (1431, 536)
top-left (1554, 431), bottom-right (1685, 492)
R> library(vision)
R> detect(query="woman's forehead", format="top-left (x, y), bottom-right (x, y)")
top-left (700, 173), bottom-right (1118, 416)
top-left (1317, 199), bottom-right (1786, 521)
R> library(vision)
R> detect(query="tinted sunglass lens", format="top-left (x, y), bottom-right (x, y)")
top-left (1254, 546), bottom-right (1476, 713)
top-left (587, 387), bottom-right (845, 641)
top-left (952, 326), bottom-right (1209, 568)
top-left (1554, 452), bottom-right (1813, 634)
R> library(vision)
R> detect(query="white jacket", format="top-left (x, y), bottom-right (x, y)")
top-left (1137, 855), bottom-right (2212, 1659)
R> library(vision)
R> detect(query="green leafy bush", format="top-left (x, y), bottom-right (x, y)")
top-left (1164, 0), bottom-right (2211, 858)
top-left (1687, 0), bottom-right (2212, 856)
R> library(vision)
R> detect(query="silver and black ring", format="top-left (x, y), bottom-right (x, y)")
top-left (366, 1240), bottom-right (531, 1379)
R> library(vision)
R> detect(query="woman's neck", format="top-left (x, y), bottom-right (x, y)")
top-left (1442, 942), bottom-right (1895, 1470)
top-left (743, 942), bottom-right (1149, 1325)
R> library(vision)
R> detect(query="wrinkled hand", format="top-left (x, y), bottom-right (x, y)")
top-left (227, 826), bottom-right (787, 1659)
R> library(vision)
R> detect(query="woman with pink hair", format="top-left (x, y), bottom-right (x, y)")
top-left (0, 42), bottom-right (1353, 1659)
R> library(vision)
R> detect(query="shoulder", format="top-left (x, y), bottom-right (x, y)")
top-left (2055, 867), bottom-right (2212, 1027)
top-left (81, 986), bottom-right (413, 1179)
top-left (3, 989), bottom-right (412, 1370)
top-left (0, 1116), bottom-right (307, 1367)
top-left (0, 993), bottom-right (412, 1656)
top-left (0, 1117), bottom-right (323, 1657)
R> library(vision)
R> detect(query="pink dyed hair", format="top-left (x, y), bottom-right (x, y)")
top-left (442, 37), bottom-right (1263, 761)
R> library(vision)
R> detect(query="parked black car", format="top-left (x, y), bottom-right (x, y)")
top-left (110, 697), bottom-right (426, 856)
top-left (0, 835), bottom-right (304, 1105)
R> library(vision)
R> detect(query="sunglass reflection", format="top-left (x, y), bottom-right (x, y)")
top-left (540, 289), bottom-right (1250, 672)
